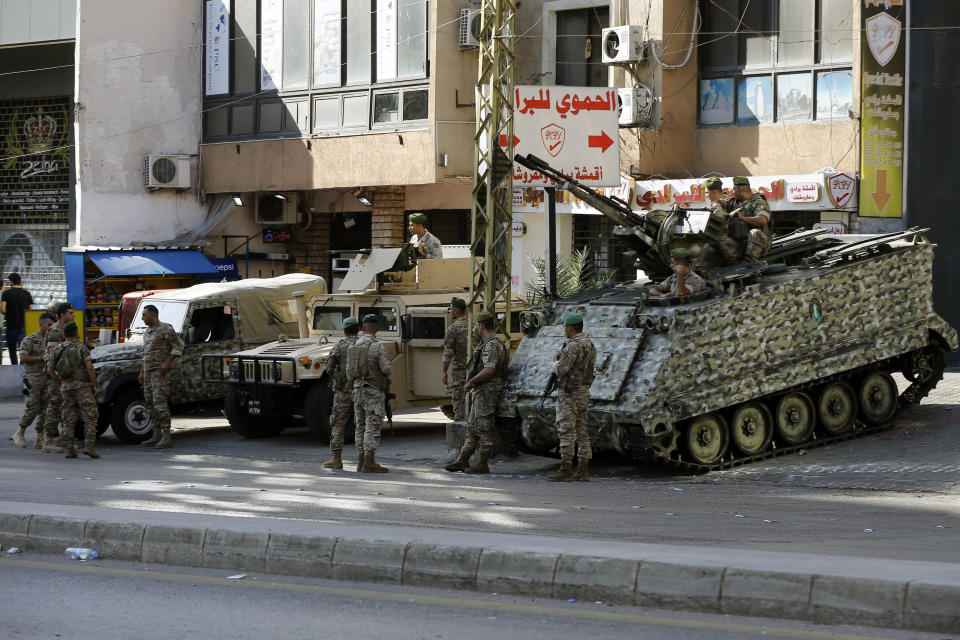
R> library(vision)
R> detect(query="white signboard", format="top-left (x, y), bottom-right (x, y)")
top-left (786, 181), bottom-right (821, 203)
top-left (512, 85), bottom-right (620, 187)
top-left (314, 0), bottom-right (341, 86)
top-left (205, 0), bottom-right (230, 96)
top-left (260, 0), bottom-right (284, 90)
top-left (377, 0), bottom-right (397, 81)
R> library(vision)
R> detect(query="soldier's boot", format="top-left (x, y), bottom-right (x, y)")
top-left (360, 451), bottom-right (389, 473)
top-left (154, 430), bottom-right (173, 449)
top-left (547, 457), bottom-right (575, 482)
top-left (13, 427), bottom-right (26, 448)
top-left (322, 451), bottom-right (343, 469)
top-left (444, 449), bottom-right (473, 472)
top-left (64, 446), bottom-right (79, 459)
top-left (572, 458), bottom-right (590, 482)
top-left (33, 430), bottom-right (44, 449)
top-left (464, 453), bottom-right (490, 475)
top-left (42, 434), bottom-right (64, 454)
top-left (356, 449), bottom-right (365, 472)
top-left (83, 445), bottom-right (100, 459)
top-left (140, 429), bottom-right (163, 447)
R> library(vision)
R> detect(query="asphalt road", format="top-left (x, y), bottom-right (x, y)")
top-left (1, 374), bottom-right (958, 562)
top-left (1, 556), bottom-right (947, 640)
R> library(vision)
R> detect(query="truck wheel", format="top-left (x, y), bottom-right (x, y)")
top-left (224, 388), bottom-right (284, 439)
top-left (110, 388), bottom-right (153, 444)
top-left (96, 408), bottom-right (111, 437)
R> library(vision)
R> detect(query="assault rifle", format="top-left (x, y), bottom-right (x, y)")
top-left (537, 341), bottom-right (566, 413)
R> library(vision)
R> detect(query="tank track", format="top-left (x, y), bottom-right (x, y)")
top-left (629, 345), bottom-right (945, 473)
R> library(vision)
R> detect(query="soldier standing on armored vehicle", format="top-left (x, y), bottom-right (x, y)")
top-left (441, 297), bottom-right (469, 422)
top-left (322, 316), bottom-right (360, 470)
top-left (12, 312), bottom-right (55, 449)
top-left (48, 321), bottom-right (100, 459)
top-left (650, 248), bottom-right (707, 297)
top-left (548, 313), bottom-right (597, 482)
top-left (408, 212), bottom-right (443, 259)
top-left (348, 314), bottom-right (392, 473)
top-left (722, 176), bottom-right (772, 261)
top-left (138, 304), bottom-right (184, 449)
top-left (42, 302), bottom-right (74, 453)
top-left (704, 177), bottom-right (724, 205)
top-left (444, 311), bottom-right (507, 475)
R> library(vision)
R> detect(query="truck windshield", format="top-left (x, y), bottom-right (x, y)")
top-left (313, 305), bottom-right (352, 330)
top-left (358, 306), bottom-right (399, 332)
top-left (128, 301), bottom-right (189, 335)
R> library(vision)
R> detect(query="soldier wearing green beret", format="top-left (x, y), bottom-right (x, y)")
top-left (547, 312), bottom-right (596, 482)
top-left (322, 316), bottom-right (361, 470)
top-left (441, 297), bottom-right (469, 422)
top-left (650, 248), bottom-right (706, 298)
top-left (727, 176), bottom-right (772, 260)
top-left (138, 304), bottom-right (185, 449)
top-left (47, 321), bottom-right (100, 459)
top-left (445, 310), bottom-right (507, 474)
top-left (346, 313), bottom-right (393, 472)
top-left (408, 212), bottom-right (442, 259)
top-left (40, 302), bottom-right (74, 452)
top-left (703, 177), bottom-right (727, 208)
top-left (12, 312), bottom-right (55, 450)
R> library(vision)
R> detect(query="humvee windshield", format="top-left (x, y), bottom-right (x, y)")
top-left (313, 305), bottom-right (352, 330)
top-left (358, 306), bottom-right (399, 332)
top-left (128, 300), bottom-right (189, 336)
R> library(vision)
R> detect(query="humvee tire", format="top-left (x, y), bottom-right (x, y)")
top-left (225, 388), bottom-right (285, 439)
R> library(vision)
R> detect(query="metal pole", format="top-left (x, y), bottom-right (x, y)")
top-left (545, 186), bottom-right (557, 298)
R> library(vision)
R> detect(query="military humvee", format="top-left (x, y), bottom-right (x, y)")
top-left (202, 248), bottom-right (524, 441)
top-left (92, 273), bottom-right (326, 443)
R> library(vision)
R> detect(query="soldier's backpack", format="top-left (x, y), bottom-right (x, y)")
top-left (345, 341), bottom-right (387, 390)
top-left (53, 344), bottom-right (76, 380)
top-left (330, 340), bottom-right (349, 388)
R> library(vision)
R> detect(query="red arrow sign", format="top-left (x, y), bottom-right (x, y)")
top-left (588, 131), bottom-right (614, 153)
top-left (499, 134), bottom-right (520, 147)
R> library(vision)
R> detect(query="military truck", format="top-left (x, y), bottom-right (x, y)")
top-left (202, 248), bottom-right (524, 441)
top-left (500, 155), bottom-right (957, 471)
top-left (92, 273), bottom-right (326, 443)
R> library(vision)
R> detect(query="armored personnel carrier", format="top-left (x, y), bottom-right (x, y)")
top-left (501, 155), bottom-right (957, 471)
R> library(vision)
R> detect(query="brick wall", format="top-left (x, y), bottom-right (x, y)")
top-left (289, 210), bottom-right (332, 285)
top-left (371, 186), bottom-right (406, 246)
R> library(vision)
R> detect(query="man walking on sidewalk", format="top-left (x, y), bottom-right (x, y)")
top-left (48, 321), bottom-right (100, 459)
top-left (138, 304), bottom-right (184, 449)
top-left (12, 312), bottom-right (55, 448)
top-left (322, 316), bottom-right (359, 470)
top-left (1, 272), bottom-right (33, 365)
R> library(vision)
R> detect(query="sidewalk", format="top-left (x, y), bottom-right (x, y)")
top-left (1, 501), bottom-right (958, 634)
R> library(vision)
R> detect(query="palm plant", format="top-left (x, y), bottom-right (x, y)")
top-left (524, 248), bottom-right (612, 306)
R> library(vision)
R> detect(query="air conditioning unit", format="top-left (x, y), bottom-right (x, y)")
top-left (254, 192), bottom-right (299, 225)
top-left (617, 88), bottom-right (654, 127)
top-left (144, 154), bottom-right (192, 190)
top-left (602, 26), bottom-right (646, 64)
top-left (459, 8), bottom-right (480, 48)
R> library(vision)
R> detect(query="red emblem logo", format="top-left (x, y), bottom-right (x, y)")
top-left (540, 123), bottom-right (565, 157)
top-left (827, 172), bottom-right (856, 208)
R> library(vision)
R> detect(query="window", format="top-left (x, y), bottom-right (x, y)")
top-left (313, 305), bottom-right (352, 330)
top-left (358, 306), bottom-right (399, 332)
top-left (203, 0), bottom-right (430, 141)
top-left (410, 315), bottom-right (445, 340)
top-left (188, 307), bottom-right (236, 343)
top-left (699, 0), bottom-right (853, 126)
top-left (556, 7), bottom-right (609, 87)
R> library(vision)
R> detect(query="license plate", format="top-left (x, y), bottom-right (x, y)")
top-left (247, 400), bottom-right (261, 416)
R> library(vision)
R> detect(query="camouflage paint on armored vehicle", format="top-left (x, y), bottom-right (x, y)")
top-left (203, 249), bottom-right (525, 441)
top-left (92, 273), bottom-right (325, 443)
top-left (501, 155), bottom-right (957, 470)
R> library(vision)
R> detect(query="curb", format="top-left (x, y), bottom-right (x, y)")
top-left (1, 511), bottom-right (958, 634)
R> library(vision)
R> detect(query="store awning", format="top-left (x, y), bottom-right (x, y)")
top-left (88, 250), bottom-right (220, 277)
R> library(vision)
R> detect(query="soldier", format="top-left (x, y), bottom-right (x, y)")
top-left (322, 316), bottom-right (360, 470)
top-left (138, 304), bottom-right (184, 449)
top-left (548, 313), bottom-right (597, 482)
top-left (12, 312), bottom-right (55, 449)
top-left (704, 177), bottom-right (726, 207)
top-left (441, 297), bottom-right (469, 422)
top-left (408, 212), bottom-right (442, 259)
top-left (48, 321), bottom-right (100, 459)
top-left (41, 302), bottom-right (74, 453)
top-left (727, 176), bottom-right (772, 260)
top-left (650, 248), bottom-right (707, 297)
top-left (347, 313), bottom-right (392, 473)
top-left (444, 311), bottom-right (507, 475)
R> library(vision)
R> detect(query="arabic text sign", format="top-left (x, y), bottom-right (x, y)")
top-left (512, 85), bottom-right (620, 187)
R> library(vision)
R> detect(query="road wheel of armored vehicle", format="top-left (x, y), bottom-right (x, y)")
top-left (774, 392), bottom-right (816, 445)
top-left (110, 388), bottom-right (153, 444)
top-left (730, 402), bottom-right (774, 456)
top-left (817, 382), bottom-right (858, 435)
top-left (224, 389), bottom-right (285, 439)
top-left (857, 371), bottom-right (898, 425)
top-left (684, 413), bottom-right (729, 465)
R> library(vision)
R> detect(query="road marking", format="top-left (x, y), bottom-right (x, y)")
top-left (4, 558), bottom-right (908, 640)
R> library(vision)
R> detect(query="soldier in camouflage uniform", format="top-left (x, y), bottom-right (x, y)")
top-left (48, 322), bottom-right (100, 459)
top-left (42, 302), bottom-right (74, 453)
top-left (444, 311), bottom-right (507, 475)
top-left (548, 313), bottom-right (597, 482)
top-left (322, 316), bottom-right (359, 470)
top-left (441, 297), bottom-right (468, 422)
top-left (12, 312), bottom-right (55, 449)
top-left (723, 176), bottom-right (772, 260)
top-left (650, 248), bottom-right (707, 297)
top-left (704, 176), bottom-right (725, 206)
top-left (347, 314), bottom-right (393, 473)
top-left (408, 212), bottom-right (443, 259)
top-left (138, 304), bottom-right (184, 449)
